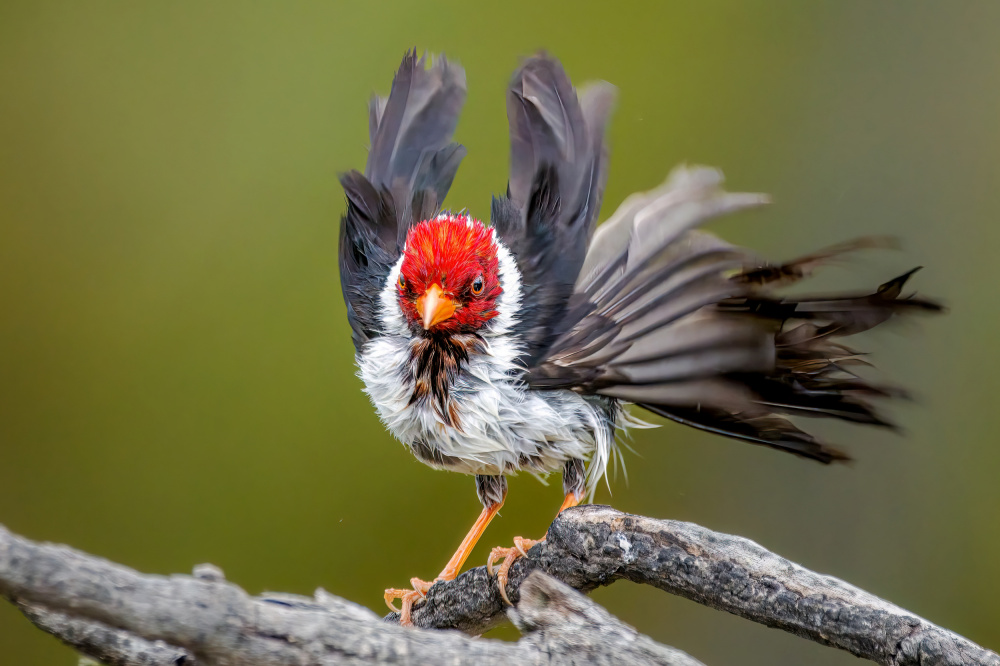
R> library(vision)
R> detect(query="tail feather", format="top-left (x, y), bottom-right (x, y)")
top-left (641, 403), bottom-right (850, 464)
top-left (526, 165), bottom-right (943, 462)
top-left (733, 236), bottom-right (898, 287)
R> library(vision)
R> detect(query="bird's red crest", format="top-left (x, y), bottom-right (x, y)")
top-left (397, 214), bottom-right (502, 333)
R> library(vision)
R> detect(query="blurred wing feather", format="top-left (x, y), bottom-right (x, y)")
top-left (526, 165), bottom-right (942, 462)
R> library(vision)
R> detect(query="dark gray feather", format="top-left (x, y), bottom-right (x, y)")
top-left (339, 50), bottom-right (467, 352)
top-left (493, 53), bottom-right (618, 364)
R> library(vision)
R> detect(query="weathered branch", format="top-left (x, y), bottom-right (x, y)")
top-left (19, 603), bottom-right (192, 666)
top-left (396, 505), bottom-right (998, 665)
top-left (1, 506), bottom-right (996, 665)
top-left (0, 520), bottom-right (699, 665)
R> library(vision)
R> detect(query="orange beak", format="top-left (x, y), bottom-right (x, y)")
top-left (417, 283), bottom-right (456, 330)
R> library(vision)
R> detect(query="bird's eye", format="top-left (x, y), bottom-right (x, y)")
top-left (471, 274), bottom-right (484, 296)
top-left (397, 274), bottom-right (406, 291)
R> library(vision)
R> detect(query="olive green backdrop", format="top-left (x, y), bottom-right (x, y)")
top-left (1, 2), bottom-right (997, 664)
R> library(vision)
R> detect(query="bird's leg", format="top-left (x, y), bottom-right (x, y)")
top-left (385, 475), bottom-right (506, 626)
top-left (384, 502), bottom-right (503, 622)
top-left (487, 459), bottom-right (585, 605)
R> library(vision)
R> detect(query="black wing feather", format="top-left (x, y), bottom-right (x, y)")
top-left (492, 53), bottom-right (617, 365)
top-left (339, 50), bottom-right (466, 351)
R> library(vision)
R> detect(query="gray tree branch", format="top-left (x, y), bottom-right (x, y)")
top-left (398, 505), bottom-right (998, 665)
top-left (0, 519), bottom-right (698, 666)
top-left (1, 505), bottom-right (996, 665)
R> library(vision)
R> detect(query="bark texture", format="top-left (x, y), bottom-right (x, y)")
top-left (1, 506), bottom-right (996, 665)
top-left (396, 506), bottom-right (998, 665)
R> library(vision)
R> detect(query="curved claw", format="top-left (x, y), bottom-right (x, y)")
top-left (410, 577), bottom-right (433, 598)
top-left (384, 577), bottom-right (436, 626)
top-left (486, 545), bottom-right (509, 578)
top-left (384, 587), bottom-right (419, 613)
top-left (486, 536), bottom-right (541, 606)
top-left (514, 537), bottom-right (535, 558)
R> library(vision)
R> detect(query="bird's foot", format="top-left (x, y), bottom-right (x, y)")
top-left (487, 536), bottom-right (541, 605)
top-left (384, 577), bottom-right (436, 627)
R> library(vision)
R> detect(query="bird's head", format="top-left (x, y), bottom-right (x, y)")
top-left (396, 214), bottom-right (502, 335)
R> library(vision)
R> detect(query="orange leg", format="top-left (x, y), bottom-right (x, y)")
top-left (385, 498), bottom-right (503, 626)
top-left (487, 491), bottom-right (582, 605)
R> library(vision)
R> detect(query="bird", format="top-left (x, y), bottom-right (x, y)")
top-left (337, 50), bottom-right (941, 626)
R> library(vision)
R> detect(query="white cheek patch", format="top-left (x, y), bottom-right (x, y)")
top-left (489, 231), bottom-right (522, 338)
top-left (379, 254), bottom-right (409, 337)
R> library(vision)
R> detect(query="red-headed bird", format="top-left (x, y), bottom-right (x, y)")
top-left (337, 51), bottom-right (941, 625)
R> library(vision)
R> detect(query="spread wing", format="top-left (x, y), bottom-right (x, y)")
top-left (525, 166), bottom-right (943, 462)
top-left (491, 53), bottom-right (617, 365)
top-left (339, 50), bottom-right (466, 352)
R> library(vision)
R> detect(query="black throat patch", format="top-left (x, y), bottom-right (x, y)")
top-left (407, 333), bottom-right (486, 429)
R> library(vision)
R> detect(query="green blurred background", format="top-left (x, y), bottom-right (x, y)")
top-left (1, 1), bottom-right (997, 663)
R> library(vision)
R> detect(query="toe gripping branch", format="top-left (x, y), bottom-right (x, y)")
top-left (386, 479), bottom-right (582, 625)
top-left (486, 490), bottom-right (582, 606)
top-left (385, 478), bottom-right (507, 626)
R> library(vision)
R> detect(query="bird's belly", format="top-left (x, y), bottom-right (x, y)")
top-left (405, 390), bottom-right (603, 476)
top-left (357, 337), bottom-right (607, 478)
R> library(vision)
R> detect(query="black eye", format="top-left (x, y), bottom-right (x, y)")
top-left (471, 274), bottom-right (484, 295)
top-left (397, 274), bottom-right (406, 290)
